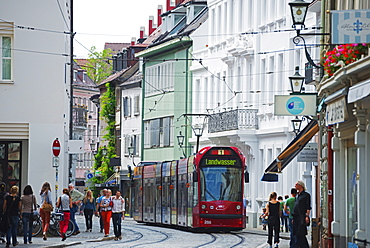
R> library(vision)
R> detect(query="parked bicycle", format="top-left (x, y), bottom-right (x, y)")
top-left (18, 210), bottom-right (75, 238)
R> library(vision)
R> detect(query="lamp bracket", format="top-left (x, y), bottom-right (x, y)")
top-left (293, 35), bottom-right (321, 69)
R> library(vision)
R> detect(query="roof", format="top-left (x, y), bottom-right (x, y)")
top-left (72, 61), bottom-right (97, 88)
top-left (104, 43), bottom-right (131, 55)
top-left (98, 67), bottom-right (131, 86)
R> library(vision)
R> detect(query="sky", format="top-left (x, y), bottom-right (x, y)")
top-left (73, 0), bottom-right (167, 58)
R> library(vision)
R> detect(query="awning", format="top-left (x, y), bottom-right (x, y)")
top-left (348, 79), bottom-right (370, 103)
top-left (261, 119), bottom-right (319, 182)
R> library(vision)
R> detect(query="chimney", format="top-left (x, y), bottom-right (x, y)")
top-left (131, 37), bottom-right (136, 46)
top-left (140, 26), bottom-right (145, 39)
top-left (166, 0), bottom-right (175, 11)
top-left (149, 16), bottom-right (155, 36)
top-left (157, 5), bottom-right (163, 27)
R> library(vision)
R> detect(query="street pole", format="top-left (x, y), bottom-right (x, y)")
top-left (68, 0), bottom-right (74, 184)
top-left (196, 135), bottom-right (200, 154)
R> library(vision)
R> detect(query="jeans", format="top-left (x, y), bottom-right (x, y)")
top-left (70, 204), bottom-right (79, 232)
top-left (112, 213), bottom-right (122, 238)
top-left (59, 212), bottom-right (70, 236)
top-left (6, 215), bottom-right (18, 245)
top-left (267, 220), bottom-right (280, 245)
top-left (288, 217), bottom-right (297, 247)
top-left (83, 209), bottom-right (93, 230)
top-left (22, 213), bottom-right (33, 243)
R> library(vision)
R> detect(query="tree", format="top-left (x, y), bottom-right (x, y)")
top-left (85, 46), bottom-right (113, 84)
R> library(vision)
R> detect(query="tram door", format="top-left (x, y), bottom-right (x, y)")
top-left (133, 166), bottom-right (143, 222)
top-left (143, 164), bottom-right (156, 222)
top-left (177, 158), bottom-right (188, 226)
top-left (161, 162), bottom-right (171, 224)
top-left (170, 161), bottom-right (177, 225)
top-left (155, 163), bottom-right (162, 223)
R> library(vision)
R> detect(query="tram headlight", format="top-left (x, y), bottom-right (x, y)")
top-left (201, 205), bottom-right (206, 209)
top-left (236, 205), bottom-right (241, 210)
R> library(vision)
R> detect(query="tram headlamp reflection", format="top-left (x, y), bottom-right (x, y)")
top-left (201, 205), bottom-right (206, 209)
top-left (236, 205), bottom-right (241, 210)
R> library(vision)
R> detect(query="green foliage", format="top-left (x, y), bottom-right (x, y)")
top-left (90, 82), bottom-right (116, 193)
top-left (86, 46), bottom-right (113, 84)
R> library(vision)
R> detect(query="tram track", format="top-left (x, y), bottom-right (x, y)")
top-left (123, 225), bottom-right (170, 248)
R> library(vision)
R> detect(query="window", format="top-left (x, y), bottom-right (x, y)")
top-left (1, 36), bottom-right (12, 81)
top-left (123, 96), bottom-right (131, 117)
top-left (133, 95), bottom-right (140, 116)
top-left (145, 62), bottom-right (174, 95)
top-left (144, 116), bottom-right (174, 148)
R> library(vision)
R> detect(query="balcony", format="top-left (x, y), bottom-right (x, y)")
top-left (73, 105), bottom-right (88, 128)
top-left (208, 109), bottom-right (258, 133)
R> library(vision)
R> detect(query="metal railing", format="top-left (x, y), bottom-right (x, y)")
top-left (73, 105), bottom-right (88, 127)
top-left (208, 109), bottom-right (258, 133)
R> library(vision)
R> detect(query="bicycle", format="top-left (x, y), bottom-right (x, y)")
top-left (48, 212), bottom-right (75, 238)
top-left (17, 211), bottom-right (42, 237)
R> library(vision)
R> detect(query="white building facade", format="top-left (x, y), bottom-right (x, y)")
top-left (0, 1), bottom-right (71, 200)
top-left (190, 0), bottom-right (320, 227)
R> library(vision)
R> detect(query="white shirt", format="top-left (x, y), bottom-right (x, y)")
top-left (111, 196), bottom-right (125, 213)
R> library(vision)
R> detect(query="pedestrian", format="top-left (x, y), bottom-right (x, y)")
top-left (111, 190), bottom-right (125, 241)
top-left (3, 185), bottom-right (21, 247)
top-left (96, 189), bottom-right (107, 233)
top-left (0, 182), bottom-right (8, 243)
top-left (264, 191), bottom-right (280, 248)
top-left (99, 189), bottom-right (113, 237)
top-left (278, 195), bottom-right (289, 232)
top-left (68, 183), bottom-right (84, 235)
top-left (284, 188), bottom-right (298, 248)
top-left (260, 207), bottom-right (268, 230)
top-left (40, 182), bottom-right (53, 241)
top-left (56, 188), bottom-right (72, 241)
top-left (20, 185), bottom-right (37, 245)
top-left (292, 180), bottom-right (311, 248)
top-left (82, 190), bottom-right (95, 232)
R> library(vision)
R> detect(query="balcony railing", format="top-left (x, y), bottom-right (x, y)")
top-left (208, 109), bottom-right (258, 133)
top-left (73, 105), bottom-right (88, 128)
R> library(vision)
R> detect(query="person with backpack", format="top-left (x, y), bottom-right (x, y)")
top-left (40, 182), bottom-right (53, 241)
top-left (56, 188), bottom-right (72, 241)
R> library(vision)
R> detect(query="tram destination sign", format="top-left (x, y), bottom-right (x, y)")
top-left (205, 159), bottom-right (237, 166)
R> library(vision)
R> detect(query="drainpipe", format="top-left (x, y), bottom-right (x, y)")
top-left (327, 126), bottom-right (334, 248)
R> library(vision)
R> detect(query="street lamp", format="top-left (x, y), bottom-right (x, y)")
top-left (176, 131), bottom-right (186, 158)
top-left (291, 116), bottom-right (303, 136)
top-left (90, 140), bottom-right (97, 153)
top-left (289, 66), bottom-right (305, 94)
top-left (128, 145), bottom-right (135, 166)
top-left (101, 146), bottom-right (108, 156)
top-left (289, 0), bottom-right (310, 29)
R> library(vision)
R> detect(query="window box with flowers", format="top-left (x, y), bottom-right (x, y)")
top-left (323, 43), bottom-right (369, 78)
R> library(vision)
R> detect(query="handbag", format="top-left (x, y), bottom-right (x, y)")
top-left (54, 197), bottom-right (64, 221)
top-left (109, 199), bottom-right (113, 207)
top-left (41, 191), bottom-right (53, 212)
top-left (32, 195), bottom-right (38, 221)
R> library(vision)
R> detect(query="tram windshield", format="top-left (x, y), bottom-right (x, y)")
top-left (200, 166), bottom-right (242, 202)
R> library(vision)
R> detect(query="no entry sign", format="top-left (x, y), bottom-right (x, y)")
top-left (52, 138), bottom-right (61, 157)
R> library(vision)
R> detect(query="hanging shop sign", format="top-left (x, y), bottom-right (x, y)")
top-left (274, 94), bottom-right (317, 116)
top-left (332, 10), bottom-right (370, 44)
top-left (325, 96), bottom-right (348, 126)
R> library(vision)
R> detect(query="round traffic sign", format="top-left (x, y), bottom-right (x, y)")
top-left (52, 138), bottom-right (61, 157)
top-left (86, 173), bottom-right (94, 179)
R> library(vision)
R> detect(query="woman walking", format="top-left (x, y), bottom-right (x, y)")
top-left (99, 189), bottom-right (112, 237)
top-left (3, 185), bottom-right (21, 247)
top-left (40, 182), bottom-right (53, 241)
top-left (56, 188), bottom-right (72, 241)
top-left (82, 190), bottom-right (95, 232)
top-left (20, 185), bottom-right (37, 245)
top-left (111, 190), bottom-right (125, 241)
top-left (264, 192), bottom-right (281, 248)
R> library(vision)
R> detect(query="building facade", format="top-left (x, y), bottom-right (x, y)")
top-left (0, 1), bottom-right (70, 199)
top-left (191, 0), bottom-right (320, 227)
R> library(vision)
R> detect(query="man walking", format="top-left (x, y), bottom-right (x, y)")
top-left (68, 184), bottom-right (84, 235)
top-left (284, 188), bottom-right (297, 247)
top-left (292, 180), bottom-right (311, 248)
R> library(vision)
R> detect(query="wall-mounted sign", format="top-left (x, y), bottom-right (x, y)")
top-left (274, 94), bottom-right (317, 116)
top-left (297, 143), bottom-right (318, 162)
top-left (325, 97), bottom-right (348, 126)
top-left (332, 10), bottom-right (370, 44)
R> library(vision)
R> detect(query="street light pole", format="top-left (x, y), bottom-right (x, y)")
top-left (68, 0), bottom-right (74, 184)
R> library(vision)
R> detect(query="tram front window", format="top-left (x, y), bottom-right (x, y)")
top-left (200, 167), bottom-right (242, 202)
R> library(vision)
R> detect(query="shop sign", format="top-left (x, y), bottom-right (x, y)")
top-left (297, 143), bottom-right (318, 162)
top-left (325, 97), bottom-right (347, 126)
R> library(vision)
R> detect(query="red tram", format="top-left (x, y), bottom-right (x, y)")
top-left (133, 146), bottom-right (247, 231)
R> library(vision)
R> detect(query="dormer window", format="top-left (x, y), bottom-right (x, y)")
top-left (73, 70), bottom-right (77, 81)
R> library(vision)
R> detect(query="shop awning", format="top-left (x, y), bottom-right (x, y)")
top-left (348, 79), bottom-right (370, 103)
top-left (261, 119), bottom-right (319, 182)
